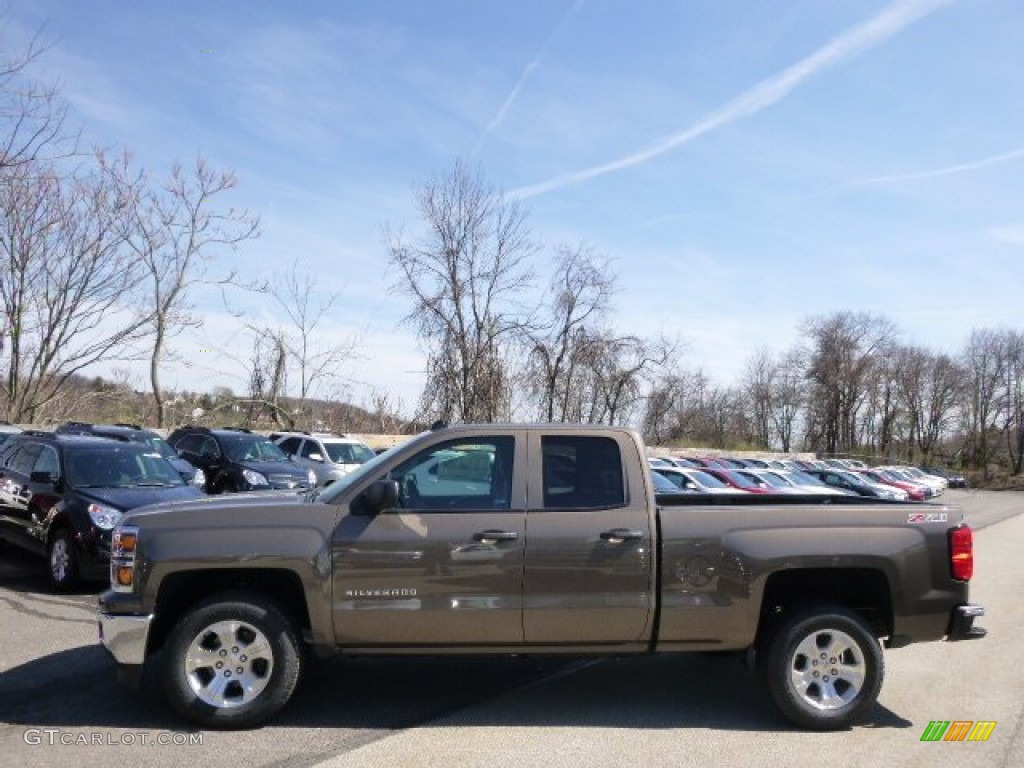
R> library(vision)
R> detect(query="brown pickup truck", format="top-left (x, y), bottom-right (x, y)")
top-left (97, 423), bottom-right (985, 730)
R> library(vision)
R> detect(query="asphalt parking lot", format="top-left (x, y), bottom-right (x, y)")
top-left (0, 489), bottom-right (1021, 768)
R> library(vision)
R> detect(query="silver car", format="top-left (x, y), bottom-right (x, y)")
top-left (273, 432), bottom-right (376, 487)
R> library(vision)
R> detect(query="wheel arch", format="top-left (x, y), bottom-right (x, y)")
top-left (755, 567), bottom-right (893, 650)
top-left (147, 569), bottom-right (312, 657)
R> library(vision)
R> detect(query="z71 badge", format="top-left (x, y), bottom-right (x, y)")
top-left (907, 512), bottom-right (948, 524)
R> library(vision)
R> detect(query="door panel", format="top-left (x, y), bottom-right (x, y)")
top-left (523, 433), bottom-right (654, 644)
top-left (332, 435), bottom-right (525, 646)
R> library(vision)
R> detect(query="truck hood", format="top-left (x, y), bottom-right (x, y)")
top-left (119, 490), bottom-right (323, 530)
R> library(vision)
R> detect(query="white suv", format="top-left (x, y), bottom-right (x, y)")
top-left (273, 432), bottom-right (376, 487)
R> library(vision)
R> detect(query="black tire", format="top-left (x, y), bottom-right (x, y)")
top-left (760, 605), bottom-right (883, 730)
top-left (47, 528), bottom-right (81, 592)
top-left (161, 591), bottom-right (303, 729)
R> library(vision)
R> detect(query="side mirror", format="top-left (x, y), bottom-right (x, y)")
top-left (360, 479), bottom-right (399, 515)
top-left (308, 452), bottom-right (324, 463)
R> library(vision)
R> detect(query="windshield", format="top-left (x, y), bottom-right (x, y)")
top-left (67, 447), bottom-right (185, 488)
top-left (142, 433), bottom-right (178, 460)
top-left (324, 442), bottom-right (376, 464)
top-left (790, 470), bottom-right (826, 486)
top-left (651, 471), bottom-right (680, 493)
top-left (688, 470), bottom-right (729, 489)
top-left (750, 471), bottom-right (787, 488)
top-left (222, 435), bottom-right (289, 462)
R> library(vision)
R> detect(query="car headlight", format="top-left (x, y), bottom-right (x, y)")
top-left (193, 468), bottom-right (206, 487)
top-left (242, 469), bottom-right (269, 486)
top-left (307, 469), bottom-right (317, 486)
top-left (88, 503), bottom-right (123, 530)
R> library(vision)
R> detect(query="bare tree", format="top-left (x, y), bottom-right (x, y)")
top-left (801, 311), bottom-right (898, 455)
top-left (386, 162), bottom-right (535, 423)
top-left (526, 244), bottom-right (613, 421)
top-left (959, 329), bottom-right (1008, 478)
top-left (268, 261), bottom-right (361, 427)
top-left (0, 154), bottom-right (147, 421)
top-left (1, 27), bottom-right (73, 170)
top-left (892, 345), bottom-right (962, 462)
top-left (115, 154), bottom-right (260, 426)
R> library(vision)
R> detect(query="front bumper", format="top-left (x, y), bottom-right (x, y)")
top-left (947, 603), bottom-right (987, 641)
top-left (98, 612), bottom-right (154, 665)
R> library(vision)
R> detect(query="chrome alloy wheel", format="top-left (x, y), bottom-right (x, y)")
top-left (183, 620), bottom-right (275, 709)
top-left (50, 537), bottom-right (70, 582)
top-left (788, 628), bottom-right (867, 711)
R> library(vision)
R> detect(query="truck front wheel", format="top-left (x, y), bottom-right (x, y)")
top-left (761, 605), bottom-right (883, 730)
top-left (161, 592), bottom-right (303, 728)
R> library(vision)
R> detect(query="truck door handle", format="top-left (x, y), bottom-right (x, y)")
top-left (473, 530), bottom-right (519, 543)
top-left (601, 529), bottom-right (644, 544)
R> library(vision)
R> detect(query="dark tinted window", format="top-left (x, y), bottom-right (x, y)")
top-left (32, 446), bottom-right (60, 478)
top-left (7, 444), bottom-right (42, 476)
top-left (279, 437), bottom-right (302, 454)
top-left (541, 436), bottom-right (625, 510)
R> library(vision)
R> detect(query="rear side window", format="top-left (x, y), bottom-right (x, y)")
top-left (541, 436), bottom-right (625, 510)
top-left (279, 437), bottom-right (302, 455)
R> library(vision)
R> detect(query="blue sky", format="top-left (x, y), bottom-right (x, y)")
top-left (6, 0), bottom-right (1024, 414)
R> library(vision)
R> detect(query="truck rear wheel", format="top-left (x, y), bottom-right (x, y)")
top-left (761, 605), bottom-right (883, 730)
top-left (161, 591), bottom-right (302, 728)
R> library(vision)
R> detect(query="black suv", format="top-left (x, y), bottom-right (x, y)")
top-left (55, 422), bottom-right (204, 488)
top-left (166, 426), bottom-right (314, 494)
top-left (0, 432), bottom-right (204, 590)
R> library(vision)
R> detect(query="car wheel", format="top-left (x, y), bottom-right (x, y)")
top-left (48, 529), bottom-right (81, 592)
top-left (760, 605), bottom-right (883, 730)
top-left (161, 591), bottom-right (303, 729)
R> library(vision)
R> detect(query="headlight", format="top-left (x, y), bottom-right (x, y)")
top-left (88, 503), bottom-right (123, 530)
top-left (111, 524), bottom-right (139, 592)
top-left (193, 468), bottom-right (206, 487)
top-left (307, 469), bottom-right (317, 486)
top-left (242, 469), bottom-right (269, 487)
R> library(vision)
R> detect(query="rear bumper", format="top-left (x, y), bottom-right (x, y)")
top-left (946, 603), bottom-right (987, 641)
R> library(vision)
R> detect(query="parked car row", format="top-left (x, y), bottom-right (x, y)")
top-left (649, 454), bottom-right (958, 501)
top-left (0, 423), bottom-right (377, 590)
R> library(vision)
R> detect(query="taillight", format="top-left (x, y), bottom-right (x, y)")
top-left (949, 526), bottom-right (973, 581)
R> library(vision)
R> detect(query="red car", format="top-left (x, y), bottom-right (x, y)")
top-left (855, 469), bottom-right (926, 501)
top-left (702, 467), bottom-right (772, 494)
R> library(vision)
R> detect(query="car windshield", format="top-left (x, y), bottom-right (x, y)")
top-left (651, 471), bottom-right (680, 493)
top-left (142, 433), bottom-right (178, 460)
top-left (719, 470), bottom-right (759, 489)
top-left (750, 471), bottom-right (787, 487)
top-left (222, 435), bottom-right (289, 462)
top-left (689, 470), bottom-right (729, 489)
top-left (790, 471), bottom-right (826, 486)
top-left (67, 446), bottom-right (185, 488)
top-left (324, 442), bottom-right (376, 464)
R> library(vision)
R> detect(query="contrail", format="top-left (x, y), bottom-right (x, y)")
top-left (814, 147), bottom-right (1024, 196)
top-left (507, 0), bottom-right (955, 200)
top-left (473, 0), bottom-right (586, 156)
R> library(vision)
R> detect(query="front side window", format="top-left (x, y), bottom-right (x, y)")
top-left (388, 437), bottom-right (514, 511)
top-left (32, 446), bottom-right (60, 479)
top-left (541, 436), bottom-right (625, 510)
